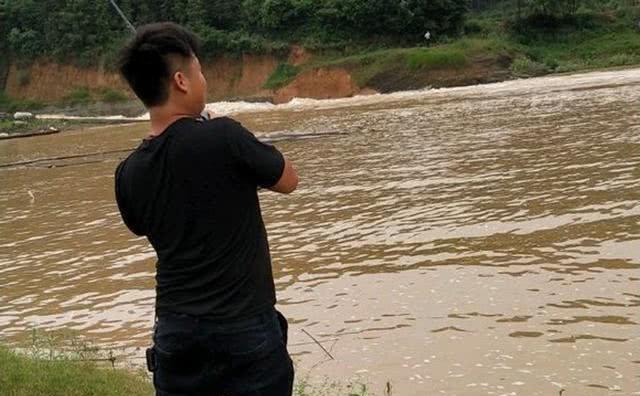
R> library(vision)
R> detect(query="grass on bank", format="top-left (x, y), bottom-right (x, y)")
top-left (264, 63), bottom-right (301, 89)
top-left (261, 4), bottom-right (640, 88)
top-left (1, 329), bottom-right (379, 396)
top-left (0, 86), bottom-right (130, 114)
top-left (0, 345), bottom-right (153, 396)
top-left (0, 91), bottom-right (45, 113)
top-left (281, 36), bottom-right (513, 89)
top-left (519, 29), bottom-right (640, 73)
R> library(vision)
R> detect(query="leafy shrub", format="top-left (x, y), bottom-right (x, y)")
top-left (62, 87), bottom-right (92, 105)
top-left (264, 64), bottom-right (300, 89)
top-left (99, 88), bottom-right (127, 103)
top-left (0, 91), bottom-right (44, 112)
top-left (510, 56), bottom-right (551, 76)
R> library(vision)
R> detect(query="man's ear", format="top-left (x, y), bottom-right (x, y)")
top-left (173, 71), bottom-right (189, 94)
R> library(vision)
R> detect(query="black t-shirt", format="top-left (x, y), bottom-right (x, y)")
top-left (115, 117), bottom-right (285, 319)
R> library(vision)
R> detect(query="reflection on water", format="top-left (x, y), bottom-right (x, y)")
top-left (1, 68), bottom-right (640, 395)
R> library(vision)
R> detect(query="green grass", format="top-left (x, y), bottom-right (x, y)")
top-left (0, 118), bottom-right (65, 136)
top-left (0, 346), bottom-right (153, 396)
top-left (295, 377), bottom-right (374, 396)
top-left (62, 87), bottom-right (93, 106)
top-left (303, 37), bottom-right (513, 88)
top-left (99, 88), bottom-right (129, 103)
top-left (406, 48), bottom-right (468, 70)
top-left (0, 91), bottom-right (45, 113)
top-left (1, 328), bottom-right (379, 396)
top-left (311, 48), bottom-right (405, 87)
top-left (264, 63), bottom-right (301, 89)
top-left (510, 55), bottom-right (551, 76)
top-left (0, 86), bottom-right (130, 113)
top-left (522, 29), bottom-right (640, 73)
top-left (287, 13), bottom-right (638, 90)
top-left (1, 344), bottom-right (380, 396)
top-left (465, 5), bottom-right (640, 74)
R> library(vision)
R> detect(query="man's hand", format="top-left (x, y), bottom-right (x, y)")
top-left (202, 109), bottom-right (220, 120)
top-left (269, 157), bottom-right (298, 194)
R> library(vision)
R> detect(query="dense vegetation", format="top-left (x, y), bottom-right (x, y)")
top-left (1, 0), bottom-right (469, 63)
top-left (2, 0), bottom-right (636, 63)
top-left (0, 0), bottom-right (638, 112)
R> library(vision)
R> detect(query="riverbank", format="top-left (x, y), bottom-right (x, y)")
top-left (1, 6), bottom-right (638, 130)
top-left (0, 7), bottom-right (640, 116)
top-left (0, 117), bottom-right (146, 139)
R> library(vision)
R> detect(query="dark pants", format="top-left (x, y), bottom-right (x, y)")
top-left (150, 307), bottom-right (294, 396)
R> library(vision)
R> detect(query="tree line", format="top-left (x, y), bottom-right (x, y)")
top-left (2, 0), bottom-right (468, 62)
top-left (0, 0), bottom-right (633, 64)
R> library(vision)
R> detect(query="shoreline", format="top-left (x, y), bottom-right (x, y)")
top-left (2, 63), bottom-right (639, 140)
top-left (0, 118), bottom-right (146, 140)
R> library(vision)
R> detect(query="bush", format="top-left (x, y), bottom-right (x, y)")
top-left (99, 88), bottom-right (128, 103)
top-left (62, 87), bottom-right (92, 106)
top-left (0, 91), bottom-right (44, 112)
top-left (264, 64), bottom-right (300, 89)
top-left (464, 20), bottom-right (485, 35)
top-left (510, 55), bottom-right (551, 76)
top-left (606, 53), bottom-right (640, 67)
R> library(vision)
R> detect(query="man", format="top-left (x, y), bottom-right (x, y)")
top-left (114, 22), bottom-right (298, 396)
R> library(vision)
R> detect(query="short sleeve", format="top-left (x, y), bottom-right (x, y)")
top-left (114, 160), bottom-right (144, 236)
top-left (224, 119), bottom-right (285, 188)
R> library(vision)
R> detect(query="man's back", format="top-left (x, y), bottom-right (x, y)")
top-left (115, 22), bottom-right (296, 395)
top-left (115, 117), bottom-right (284, 319)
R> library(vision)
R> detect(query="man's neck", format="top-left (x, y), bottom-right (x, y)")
top-left (148, 106), bottom-right (196, 137)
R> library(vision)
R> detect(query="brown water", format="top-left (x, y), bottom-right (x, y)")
top-left (1, 69), bottom-right (640, 395)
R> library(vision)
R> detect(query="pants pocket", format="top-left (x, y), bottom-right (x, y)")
top-left (154, 342), bottom-right (204, 374)
top-left (276, 309), bottom-right (289, 346)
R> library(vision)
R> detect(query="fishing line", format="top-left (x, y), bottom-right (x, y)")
top-left (0, 132), bottom-right (347, 169)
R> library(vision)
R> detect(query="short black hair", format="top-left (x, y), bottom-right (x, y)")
top-left (118, 22), bottom-right (201, 107)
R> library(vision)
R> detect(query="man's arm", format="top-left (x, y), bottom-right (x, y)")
top-left (222, 118), bottom-right (299, 193)
top-left (269, 157), bottom-right (298, 194)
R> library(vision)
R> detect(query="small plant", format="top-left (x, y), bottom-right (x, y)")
top-left (294, 375), bottom-right (376, 396)
top-left (510, 55), bottom-right (551, 76)
top-left (99, 88), bottom-right (128, 103)
top-left (62, 87), bottom-right (93, 106)
top-left (264, 63), bottom-right (300, 89)
top-left (0, 91), bottom-right (44, 112)
top-left (606, 53), bottom-right (639, 67)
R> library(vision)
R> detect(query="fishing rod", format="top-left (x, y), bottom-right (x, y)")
top-left (0, 132), bottom-right (347, 170)
top-left (108, 0), bottom-right (136, 34)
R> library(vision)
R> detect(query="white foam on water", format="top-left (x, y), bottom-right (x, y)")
top-left (36, 114), bottom-right (142, 121)
top-left (35, 67), bottom-right (640, 121)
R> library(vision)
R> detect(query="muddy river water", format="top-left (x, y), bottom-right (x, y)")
top-left (1, 68), bottom-right (639, 395)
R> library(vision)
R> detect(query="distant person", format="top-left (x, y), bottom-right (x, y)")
top-left (424, 31), bottom-right (432, 46)
top-left (115, 22), bottom-right (298, 396)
